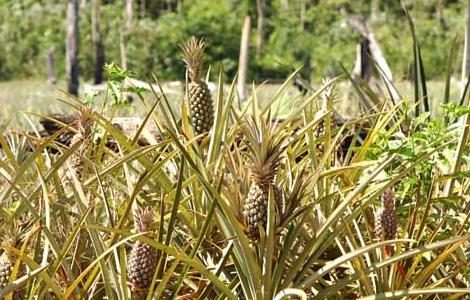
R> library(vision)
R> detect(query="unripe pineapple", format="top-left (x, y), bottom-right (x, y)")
top-left (0, 255), bottom-right (26, 300)
top-left (180, 36), bottom-right (214, 136)
top-left (68, 107), bottom-right (93, 179)
top-left (245, 184), bottom-right (282, 240)
top-left (127, 208), bottom-right (157, 295)
top-left (375, 187), bottom-right (398, 241)
top-left (0, 222), bottom-right (26, 300)
top-left (242, 116), bottom-right (286, 241)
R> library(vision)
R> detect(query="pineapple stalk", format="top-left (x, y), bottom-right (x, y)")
top-left (180, 36), bottom-right (214, 136)
top-left (127, 208), bottom-right (157, 297)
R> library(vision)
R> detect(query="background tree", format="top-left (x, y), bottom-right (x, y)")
top-left (66, 0), bottom-right (80, 96)
top-left (120, 0), bottom-right (133, 71)
top-left (462, 0), bottom-right (470, 85)
top-left (126, 0), bottom-right (133, 32)
top-left (238, 15), bottom-right (251, 101)
top-left (139, 0), bottom-right (146, 18)
top-left (256, 0), bottom-right (265, 58)
top-left (92, 0), bottom-right (105, 84)
top-left (46, 46), bottom-right (57, 85)
top-left (299, 0), bottom-right (306, 31)
top-left (370, 0), bottom-right (379, 22)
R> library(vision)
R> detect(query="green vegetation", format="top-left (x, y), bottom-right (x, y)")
top-left (0, 0), bottom-right (466, 82)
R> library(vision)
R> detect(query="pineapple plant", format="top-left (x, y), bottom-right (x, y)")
top-left (0, 222), bottom-right (27, 300)
top-left (180, 36), bottom-right (214, 136)
top-left (313, 78), bottom-right (345, 152)
top-left (127, 208), bottom-right (157, 297)
top-left (68, 107), bottom-right (93, 179)
top-left (313, 78), bottom-right (367, 161)
top-left (242, 115), bottom-right (287, 241)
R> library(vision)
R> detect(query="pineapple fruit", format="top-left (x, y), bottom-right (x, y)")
top-left (242, 116), bottom-right (286, 241)
top-left (68, 107), bottom-right (94, 179)
top-left (375, 187), bottom-right (398, 241)
top-left (180, 36), bottom-right (214, 136)
top-left (0, 222), bottom-right (26, 300)
top-left (127, 208), bottom-right (157, 296)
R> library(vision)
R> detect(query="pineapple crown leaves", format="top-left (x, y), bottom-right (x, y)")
top-left (320, 77), bottom-right (337, 110)
top-left (381, 187), bottom-right (395, 210)
top-left (0, 227), bottom-right (18, 250)
top-left (0, 219), bottom-right (32, 254)
top-left (73, 106), bottom-right (94, 138)
top-left (180, 36), bottom-right (205, 82)
top-left (133, 207), bottom-right (155, 233)
top-left (241, 114), bottom-right (288, 185)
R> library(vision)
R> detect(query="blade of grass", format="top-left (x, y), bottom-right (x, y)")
top-left (404, 7), bottom-right (429, 117)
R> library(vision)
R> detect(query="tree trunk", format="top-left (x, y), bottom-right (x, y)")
top-left (352, 39), bottom-right (373, 83)
top-left (46, 46), bottom-right (57, 86)
top-left (140, 0), bottom-right (146, 18)
top-left (462, 0), bottom-right (470, 83)
top-left (66, 0), bottom-right (80, 96)
top-left (347, 16), bottom-right (400, 101)
top-left (347, 17), bottom-right (393, 82)
top-left (280, 0), bottom-right (288, 13)
top-left (126, 0), bottom-right (133, 33)
top-left (237, 16), bottom-right (251, 102)
top-left (436, 0), bottom-right (446, 28)
top-left (370, 0), bottom-right (379, 22)
top-left (176, 0), bottom-right (183, 13)
top-left (255, 0), bottom-right (264, 57)
top-left (92, 0), bottom-right (105, 84)
top-left (120, 0), bottom-right (132, 70)
top-left (299, 0), bottom-right (306, 31)
top-left (119, 30), bottom-right (127, 72)
top-left (80, 0), bottom-right (90, 8)
top-left (351, 39), bottom-right (375, 111)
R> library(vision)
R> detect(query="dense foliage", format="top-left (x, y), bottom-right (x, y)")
top-left (0, 0), bottom-right (466, 82)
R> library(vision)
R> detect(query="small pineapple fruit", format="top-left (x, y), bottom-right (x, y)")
top-left (180, 36), bottom-right (214, 136)
top-left (127, 208), bottom-right (157, 295)
top-left (375, 187), bottom-right (398, 241)
top-left (0, 222), bottom-right (27, 300)
top-left (242, 116), bottom-right (286, 241)
top-left (68, 107), bottom-right (93, 179)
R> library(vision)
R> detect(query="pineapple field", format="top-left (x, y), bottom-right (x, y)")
top-left (1, 8), bottom-right (470, 300)
top-left (1, 36), bottom-right (469, 299)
